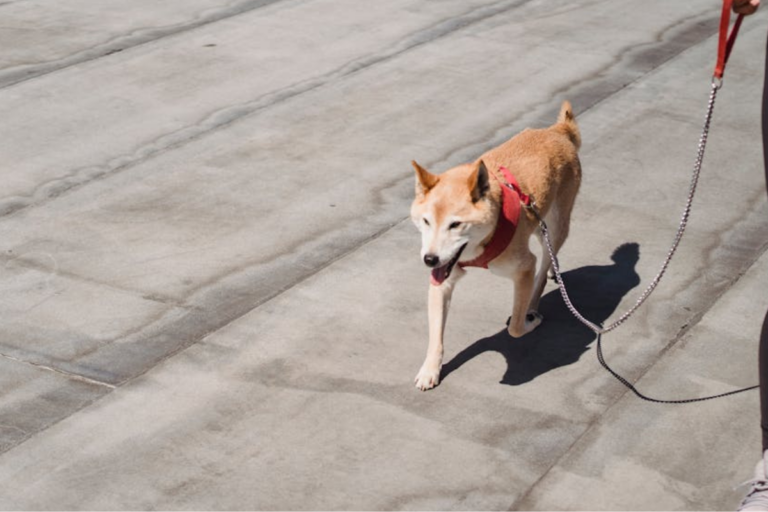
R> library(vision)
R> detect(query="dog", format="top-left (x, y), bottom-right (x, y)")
top-left (410, 101), bottom-right (582, 390)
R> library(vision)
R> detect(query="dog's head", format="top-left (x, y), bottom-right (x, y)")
top-left (410, 160), bottom-right (496, 285)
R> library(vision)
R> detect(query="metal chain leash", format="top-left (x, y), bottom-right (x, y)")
top-left (518, 80), bottom-right (759, 403)
top-left (594, 332), bottom-right (757, 404)
top-left (534, 80), bottom-right (721, 335)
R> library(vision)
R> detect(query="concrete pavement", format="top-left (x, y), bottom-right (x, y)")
top-left (0, 0), bottom-right (766, 509)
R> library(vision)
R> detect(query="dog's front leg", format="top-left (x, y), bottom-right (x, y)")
top-left (415, 278), bottom-right (457, 391)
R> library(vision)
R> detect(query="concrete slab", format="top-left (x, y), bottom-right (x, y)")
top-left (0, 0), bottom-right (766, 509)
top-left (0, 0), bottom-right (282, 87)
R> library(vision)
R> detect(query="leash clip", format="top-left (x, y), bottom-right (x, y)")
top-left (523, 194), bottom-right (547, 228)
top-left (520, 191), bottom-right (536, 209)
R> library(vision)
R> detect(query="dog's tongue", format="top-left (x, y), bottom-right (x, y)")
top-left (430, 265), bottom-right (448, 286)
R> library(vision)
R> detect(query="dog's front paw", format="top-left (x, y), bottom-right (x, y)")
top-left (414, 365), bottom-right (441, 391)
top-left (525, 310), bottom-right (544, 332)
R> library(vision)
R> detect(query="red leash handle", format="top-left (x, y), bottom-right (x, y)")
top-left (714, 0), bottom-right (745, 79)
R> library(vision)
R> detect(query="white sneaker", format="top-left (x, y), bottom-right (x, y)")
top-left (739, 451), bottom-right (768, 511)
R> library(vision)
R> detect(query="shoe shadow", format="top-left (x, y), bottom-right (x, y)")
top-left (441, 243), bottom-right (641, 386)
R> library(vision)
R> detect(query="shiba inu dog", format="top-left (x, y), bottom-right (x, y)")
top-left (410, 101), bottom-right (582, 390)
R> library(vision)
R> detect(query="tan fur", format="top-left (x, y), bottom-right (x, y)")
top-left (410, 101), bottom-right (582, 390)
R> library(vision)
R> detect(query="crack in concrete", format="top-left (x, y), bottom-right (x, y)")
top-left (0, 350), bottom-right (115, 389)
top-left (0, 424), bottom-right (27, 438)
top-left (0, 0), bottom-right (291, 89)
top-left (0, 252), bottom-right (185, 306)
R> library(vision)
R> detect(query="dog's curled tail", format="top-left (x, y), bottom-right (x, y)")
top-left (556, 100), bottom-right (581, 149)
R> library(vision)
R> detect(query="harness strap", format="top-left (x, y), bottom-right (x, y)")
top-left (714, 0), bottom-right (744, 80)
top-left (500, 166), bottom-right (532, 208)
top-left (459, 166), bottom-right (529, 269)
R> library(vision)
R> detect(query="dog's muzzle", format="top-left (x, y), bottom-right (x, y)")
top-left (429, 244), bottom-right (467, 286)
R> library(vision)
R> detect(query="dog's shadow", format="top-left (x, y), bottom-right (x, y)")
top-left (441, 243), bottom-right (641, 386)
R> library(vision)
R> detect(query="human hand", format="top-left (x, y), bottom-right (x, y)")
top-left (733, 0), bottom-right (760, 15)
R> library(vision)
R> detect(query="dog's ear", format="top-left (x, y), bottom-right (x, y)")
top-left (469, 160), bottom-right (490, 202)
top-left (412, 161), bottom-right (438, 197)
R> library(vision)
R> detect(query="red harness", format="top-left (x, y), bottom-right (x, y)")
top-left (459, 166), bottom-right (531, 269)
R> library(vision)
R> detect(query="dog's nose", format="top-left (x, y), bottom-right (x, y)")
top-left (423, 254), bottom-right (440, 267)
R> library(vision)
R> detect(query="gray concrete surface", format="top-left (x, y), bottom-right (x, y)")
top-left (0, 0), bottom-right (766, 509)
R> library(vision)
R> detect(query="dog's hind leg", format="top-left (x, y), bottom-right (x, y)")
top-left (507, 248), bottom-right (541, 338)
top-left (528, 201), bottom-right (563, 313)
top-left (530, 184), bottom-right (578, 312)
top-left (529, 232), bottom-right (553, 313)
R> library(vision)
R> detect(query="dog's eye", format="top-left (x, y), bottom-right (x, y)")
top-left (423, 218), bottom-right (430, 226)
top-left (449, 221), bottom-right (462, 229)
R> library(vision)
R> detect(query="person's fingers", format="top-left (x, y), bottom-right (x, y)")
top-left (734, 0), bottom-right (760, 15)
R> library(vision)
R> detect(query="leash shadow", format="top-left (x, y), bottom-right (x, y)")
top-left (441, 243), bottom-right (641, 386)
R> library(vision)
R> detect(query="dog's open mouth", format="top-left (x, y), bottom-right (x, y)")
top-left (430, 244), bottom-right (467, 286)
